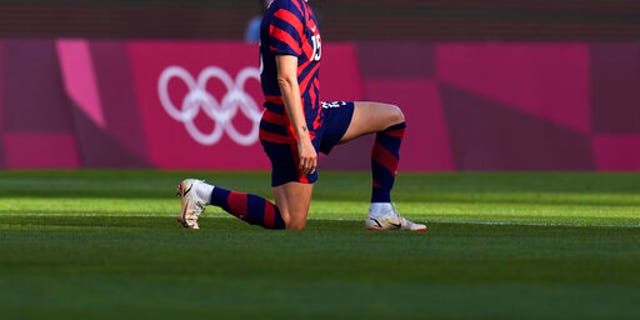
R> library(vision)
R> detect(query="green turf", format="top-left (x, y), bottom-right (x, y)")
top-left (0, 171), bottom-right (639, 319)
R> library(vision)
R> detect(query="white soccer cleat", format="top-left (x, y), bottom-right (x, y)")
top-left (176, 179), bottom-right (208, 230)
top-left (366, 204), bottom-right (428, 231)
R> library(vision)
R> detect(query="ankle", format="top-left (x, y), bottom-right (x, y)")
top-left (369, 202), bottom-right (393, 216)
top-left (195, 182), bottom-right (214, 203)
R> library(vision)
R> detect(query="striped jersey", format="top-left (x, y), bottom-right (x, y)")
top-left (259, 0), bottom-right (322, 144)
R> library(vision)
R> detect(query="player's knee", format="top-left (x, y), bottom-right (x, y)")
top-left (387, 104), bottom-right (405, 125)
top-left (283, 210), bottom-right (307, 230)
top-left (286, 219), bottom-right (306, 231)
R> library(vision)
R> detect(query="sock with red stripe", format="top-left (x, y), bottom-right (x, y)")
top-left (209, 187), bottom-right (286, 230)
top-left (371, 122), bottom-right (406, 203)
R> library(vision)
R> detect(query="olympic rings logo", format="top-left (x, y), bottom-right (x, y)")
top-left (158, 66), bottom-right (262, 146)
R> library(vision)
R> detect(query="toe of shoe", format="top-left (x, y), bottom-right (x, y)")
top-left (183, 222), bottom-right (200, 230)
top-left (411, 224), bottom-right (428, 231)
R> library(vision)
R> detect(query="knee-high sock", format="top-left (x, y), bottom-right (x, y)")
top-left (371, 122), bottom-right (406, 203)
top-left (210, 187), bottom-right (286, 229)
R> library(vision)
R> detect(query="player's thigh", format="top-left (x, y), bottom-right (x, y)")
top-left (339, 101), bottom-right (405, 144)
top-left (272, 182), bottom-right (313, 231)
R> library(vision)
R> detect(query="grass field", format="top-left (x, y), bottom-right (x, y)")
top-left (0, 170), bottom-right (639, 319)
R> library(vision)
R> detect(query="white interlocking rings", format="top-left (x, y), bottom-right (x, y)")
top-left (158, 66), bottom-right (262, 146)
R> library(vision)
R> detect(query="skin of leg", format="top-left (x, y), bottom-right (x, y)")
top-left (272, 182), bottom-right (314, 230)
top-left (339, 101), bottom-right (406, 143)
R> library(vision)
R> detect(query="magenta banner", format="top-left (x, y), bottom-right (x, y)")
top-left (127, 42), bottom-right (267, 169)
top-left (1, 40), bottom-right (639, 171)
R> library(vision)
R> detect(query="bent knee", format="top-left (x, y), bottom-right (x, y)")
top-left (387, 104), bottom-right (405, 125)
top-left (284, 212), bottom-right (307, 231)
top-left (286, 220), bottom-right (306, 231)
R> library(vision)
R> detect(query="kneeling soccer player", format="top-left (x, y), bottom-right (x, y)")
top-left (176, 0), bottom-right (427, 231)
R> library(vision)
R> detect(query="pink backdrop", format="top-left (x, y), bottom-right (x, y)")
top-left (1, 40), bottom-right (639, 171)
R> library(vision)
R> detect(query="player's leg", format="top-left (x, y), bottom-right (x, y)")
top-left (339, 102), bottom-right (406, 205)
top-left (263, 140), bottom-right (316, 230)
top-left (338, 101), bottom-right (405, 144)
top-left (175, 138), bottom-right (316, 230)
top-left (177, 179), bottom-right (286, 230)
top-left (271, 182), bottom-right (313, 230)
top-left (338, 101), bottom-right (427, 231)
